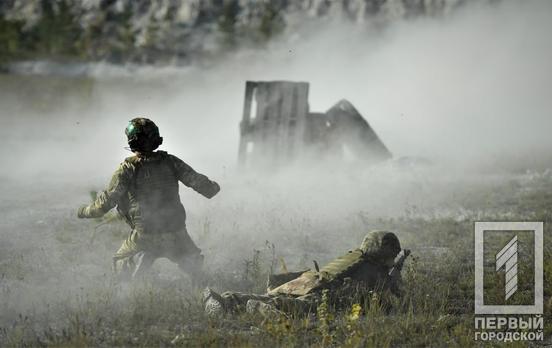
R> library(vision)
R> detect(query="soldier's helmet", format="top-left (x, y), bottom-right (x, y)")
top-left (125, 117), bottom-right (163, 152)
top-left (360, 231), bottom-right (401, 262)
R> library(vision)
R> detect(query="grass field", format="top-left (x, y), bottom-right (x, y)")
top-left (0, 166), bottom-right (551, 347)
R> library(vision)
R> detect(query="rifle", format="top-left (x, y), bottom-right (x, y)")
top-left (388, 249), bottom-right (411, 279)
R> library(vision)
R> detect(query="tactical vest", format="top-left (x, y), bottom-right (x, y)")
top-left (117, 151), bottom-right (186, 233)
top-left (268, 249), bottom-right (367, 296)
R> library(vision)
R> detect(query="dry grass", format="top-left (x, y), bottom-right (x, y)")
top-left (0, 170), bottom-right (551, 347)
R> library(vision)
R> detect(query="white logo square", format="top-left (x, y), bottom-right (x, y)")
top-left (474, 221), bottom-right (543, 315)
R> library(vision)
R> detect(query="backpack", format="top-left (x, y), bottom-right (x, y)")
top-left (115, 151), bottom-right (178, 228)
top-left (267, 249), bottom-right (366, 296)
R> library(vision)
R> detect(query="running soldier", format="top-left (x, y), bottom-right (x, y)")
top-left (77, 117), bottom-right (220, 282)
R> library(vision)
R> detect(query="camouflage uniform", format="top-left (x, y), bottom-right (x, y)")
top-left (203, 231), bottom-right (405, 317)
top-left (79, 149), bottom-right (219, 280)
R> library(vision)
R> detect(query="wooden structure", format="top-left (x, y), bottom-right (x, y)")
top-left (238, 81), bottom-right (391, 170)
top-left (238, 81), bottom-right (309, 168)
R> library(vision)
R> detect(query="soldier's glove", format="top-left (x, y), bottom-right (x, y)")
top-left (204, 181), bottom-right (220, 199)
top-left (77, 205), bottom-right (89, 218)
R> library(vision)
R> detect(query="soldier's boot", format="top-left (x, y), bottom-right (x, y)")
top-left (112, 252), bottom-right (156, 283)
top-left (202, 287), bottom-right (226, 318)
top-left (246, 299), bottom-right (287, 319)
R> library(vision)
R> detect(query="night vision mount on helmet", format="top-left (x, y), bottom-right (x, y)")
top-left (125, 117), bottom-right (163, 152)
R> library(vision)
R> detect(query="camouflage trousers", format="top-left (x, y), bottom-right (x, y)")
top-left (112, 227), bottom-right (203, 281)
top-left (220, 291), bottom-right (318, 316)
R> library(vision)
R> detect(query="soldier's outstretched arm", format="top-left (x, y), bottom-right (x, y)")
top-left (169, 155), bottom-right (220, 198)
top-left (77, 163), bottom-right (132, 218)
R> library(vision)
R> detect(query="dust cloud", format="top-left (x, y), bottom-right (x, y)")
top-left (2, 1), bottom-right (551, 181)
top-left (0, 0), bottom-right (550, 330)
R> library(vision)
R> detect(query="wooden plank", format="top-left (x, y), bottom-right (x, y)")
top-left (272, 82), bottom-right (284, 164)
top-left (255, 83), bottom-right (269, 161)
top-left (240, 80), bottom-right (310, 170)
top-left (291, 82), bottom-right (309, 159)
top-left (238, 81), bottom-right (256, 168)
top-left (279, 81), bottom-right (295, 161)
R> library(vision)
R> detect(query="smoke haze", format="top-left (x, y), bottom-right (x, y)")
top-left (2, 0), bottom-right (551, 181)
top-left (0, 0), bottom-right (551, 333)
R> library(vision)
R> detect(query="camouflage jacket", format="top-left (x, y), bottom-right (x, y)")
top-left (79, 151), bottom-right (219, 234)
top-left (267, 249), bottom-right (393, 297)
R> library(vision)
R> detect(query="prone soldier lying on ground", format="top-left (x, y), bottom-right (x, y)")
top-left (202, 231), bottom-right (410, 318)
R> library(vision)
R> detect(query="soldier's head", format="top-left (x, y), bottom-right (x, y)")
top-left (360, 231), bottom-right (401, 268)
top-left (125, 117), bottom-right (163, 153)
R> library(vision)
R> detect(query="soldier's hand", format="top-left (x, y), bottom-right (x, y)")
top-left (212, 181), bottom-right (220, 195)
top-left (77, 205), bottom-right (89, 218)
top-left (204, 181), bottom-right (220, 199)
